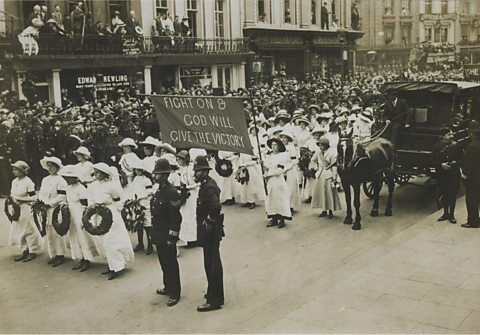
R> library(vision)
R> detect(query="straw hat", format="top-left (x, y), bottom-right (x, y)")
top-left (93, 162), bottom-right (113, 177)
top-left (279, 131), bottom-right (294, 142)
top-left (59, 165), bottom-right (80, 178)
top-left (73, 146), bottom-right (92, 159)
top-left (266, 137), bottom-right (286, 152)
top-left (140, 136), bottom-right (160, 147)
top-left (157, 142), bottom-right (176, 155)
top-left (11, 161), bottom-right (30, 175)
top-left (40, 156), bottom-right (63, 170)
top-left (317, 137), bottom-right (330, 148)
top-left (118, 138), bottom-right (138, 149)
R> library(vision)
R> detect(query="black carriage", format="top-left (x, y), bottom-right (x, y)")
top-left (363, 81), bottom-right (480, 198)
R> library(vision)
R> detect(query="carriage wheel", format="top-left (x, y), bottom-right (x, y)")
top-left (395, 173), bottom-right (411, 185)
top-left (363, 181), bottom-right (378, 199)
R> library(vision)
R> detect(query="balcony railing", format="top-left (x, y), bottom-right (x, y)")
top-left (15, 34), bottom-right (249, 56)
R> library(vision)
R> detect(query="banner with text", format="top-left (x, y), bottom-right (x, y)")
top-left (150, 95), bottom-right (253, 155)
top-left (464, 64), bottom-right (480, 81)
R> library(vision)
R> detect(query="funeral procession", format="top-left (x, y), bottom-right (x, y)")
top-left (1, 0), bottom-right (480, 333)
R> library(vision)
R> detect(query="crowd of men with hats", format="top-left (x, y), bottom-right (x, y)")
top-left (2, 68), bottom-right (480, 310)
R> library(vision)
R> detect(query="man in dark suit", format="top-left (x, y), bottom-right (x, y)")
top-left (461, 120), bottom-right (480, 228)
top-left (125, 10), bottom-right (140, 36)
top-left (321, 2), bottom-right (329, 30)
top-left (383, 90), bottom-right (411, 146)
top-left (151, 158), bottom-right (183, 306)
top-left (193, 155), bottom-right (225, 312)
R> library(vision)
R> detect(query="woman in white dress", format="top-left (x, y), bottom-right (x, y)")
top-left (176, 150), bottom-right (200, 247)
top-left (237, 152), bottom-right (265, 209)
top-left (118, 138), bottom-right (140, 185)
top-left (73, 146), bottom-right (95, 186)
top-left (264, 137), bottom-right (291, 228)
top-left (38, 156), bottom-right (68, 267)
top-left (59, 165), bottom-right (101, 272)
top-left (8, 161), bottom-right (43, 262)
top-left (88, 163), bottom-right (134, 280)
top-left (311, 138), bottom-right (342, 218)
top-left (279, 131), bottom-right (301, 213)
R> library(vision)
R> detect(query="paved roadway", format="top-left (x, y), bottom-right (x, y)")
top-left (1, 178), bottom-right (479, 333)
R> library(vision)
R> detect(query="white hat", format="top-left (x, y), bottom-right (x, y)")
top-left (130, 159), bottom-right (147, 171)
top-left (335, 115), bottom-right (348, 124)
top-left (338, 107), bottom-right (350, 115)
top-left (140, 136), bottom-right (160, 147)
top-left (157, 142), bottom-right (176, 155)
top-left (93, 162), bottom-right (113, 177)
top-left (295, 117), bottom-right (310, 126)
top-left (359, 109), bottom-right (374, 123)
top-left (40, 156), bottom-right (63, 170)
top-left (351, 105), bottom-right (363, 112)
top-left (311, 126), bottom-right (327, 136)
top-left (11, 161), bottom-right (30, 175)
top-left (279, 131), bottom-right (294, 142)
top-left (118, 138), bottom-right (138, 149)
top-left (317, 112), bottom-right (333, 120)
top-left (59, 165), bottom-right (80, 178)
top-left (73, 146), bottom-right (92, 159)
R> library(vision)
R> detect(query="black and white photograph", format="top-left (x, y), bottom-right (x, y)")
top-left (1, 0), bottom-right (480, 333)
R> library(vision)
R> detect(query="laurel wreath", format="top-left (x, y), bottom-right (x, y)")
top-left (176, 184), bottom-right (192, 207)
top-left (215, 159), bottom-right (233, 177)
top-left (52, 204), bottom-right (71, 236)
top-left (235, 167), bottom-right (250, 185)
top-left (31, 200), bottom-right (48, 237)
top-left (121, 198), bottom-right (145, 232)
top-left (298, 148), bottom-right (317, 179)
top-left (4, 196), bottom-right (21, 223)
top-left (82, 205), bottom-right (113, 236)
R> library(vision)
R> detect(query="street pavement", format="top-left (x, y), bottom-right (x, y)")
top-left (1, 178), bottom-right (480, 334)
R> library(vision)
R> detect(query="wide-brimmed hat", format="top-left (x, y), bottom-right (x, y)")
top-left (351, 105), bottom-right (363, 112)
top-left (275, 110), bottom-right (291, 121)
top-left (193, 155), bottom-right (211, 171)
top-left (73, 146), bottom-right (92, 159)
top-left (11, 161), bottom-right (30, 175)
top-left (308, 104), bottom-right (321, 113)
top-left (317, 137), bottom-right (330, 148)
top-left (59, 165), bottom-right (80, 178)
top-left (279, 131), bottom-right (294, 142)
top-left (468, 120), bottom-right (480, 133)
top-left (338, 107), bottom-right (350, 116)
top-left (296, 117), bottom-right (310, 126)
top-left (130, 159), bottom-right (147, 171)
top-left (93, 162), bottom-right (113, 177)
top-left (176, 150), bottom-right (190, 162)
top-left (267, 137), bottom-right (286, 152)
top-left (359, 109), bottom-right (374, 123)
top-left (140, 136), bottom-right (160, 147)
top-left (40, 156), bottom-right (63, 170)
top-left (118, 138), bottom-right (138, 149)
top-left (311, 126), bottom-right (327, 136)
top-left (335, 116), bottom-right (348, 124)
top-left (157, 142), bottom-right (176, 155)
top-left (316, 112), bottom-right (333, 120)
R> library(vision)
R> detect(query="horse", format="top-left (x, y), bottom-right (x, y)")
top-left (337, 137), bottom-right (396, 230)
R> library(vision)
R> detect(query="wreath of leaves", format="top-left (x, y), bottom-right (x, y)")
top-left (119, 170), bottom-right (128, 188)
top-left (215, 159), bottom-right (233, 177)
top-left (31, 200), bottom-right (48, 237)
top-left (52, 204), bottom-right (71, 236)
top-left (121, 198), bottom-right (145, 232)
top-left (82, 204), bottom-right (113, 236)
top-left (4, 196), bottom-right (20, 223)
top-left (235, 167), bottom-right (250, 185)
top-left (298, 148), bottom-right (317, 179)
top-left (177, 183), bottom-right (191, 207)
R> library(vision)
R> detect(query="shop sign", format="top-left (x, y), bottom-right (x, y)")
top-left (75, 74), bottom-right (130, 91)
top-left (122, 37), bottom-right (142, 55)
top-left (464, 64), bottom-right (480, 80)
top-left (420, 13), bottom-right (457, 21)
top-left (426, 52), bottom-right (455, 63)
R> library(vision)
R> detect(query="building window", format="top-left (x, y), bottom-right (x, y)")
top-left (384, 0), bottom-right (393, 15)
top-left (109, 0), bottom-right (128, 21)
top-left (258, 0), bottom-right (271, 23)
top-left (441, 26), bottom-right (448, 42)
top-left (384, 24), bottom-right (394, 44)
top-left (461, 24), bottom-right (469, 41)
top-left (401, 0), bottom-right (410, 15)
top-left (425, 0), bottom-right (432, 14)
top-left (441, 0), bottom-right (448, 14)
top-left (434, 25), bottom-right (441, 42)
top-left (401, 24), bottom-right (411, 46)
top-left (187, 0), bottom-right (197, 37)
top-left (155, 0), bottom-right (168, 16)
top-left (217, 66), bottom-right (232, 91)
top-left (425, 26), bottom-right (433, 42)
top-left (215, 0), bottom-right (225, 37)
top-left (311, 0), bottom-right (317, 25)
top-left (284, 0), bottom-right (296, 24)
top-left (463, 0), bottom-right (471, 14)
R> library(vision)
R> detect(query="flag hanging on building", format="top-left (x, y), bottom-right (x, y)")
top-left (150, 95), bottom-right (253, 155)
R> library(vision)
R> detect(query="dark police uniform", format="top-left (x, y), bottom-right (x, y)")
top-left (462, 137), bottom-right (480, 228)
top-left (151, 180), bottom-right (182, 299)
top-left (431, 138), bottom-right (463, 221)
top-left (197, 175), bottom-right (224, 308)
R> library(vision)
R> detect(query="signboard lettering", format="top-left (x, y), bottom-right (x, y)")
top-left (150, 95), bottom-right (253, 154)
top-left (464, 64), bottom-right (480, 80)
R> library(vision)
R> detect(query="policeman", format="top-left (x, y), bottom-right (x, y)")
top-left (431, 130), bottom-right (463, 224)
top-left (193, 155), bottom-right (225, 312)
top-left (461, 120), bottom-right (480, 228)
top-left (151, 158), bottom-right (182, 306)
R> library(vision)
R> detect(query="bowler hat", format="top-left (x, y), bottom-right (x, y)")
top-left (152, 158), bottom-right (171, 174)
top-left (193, 155), bottom-right (211, 171)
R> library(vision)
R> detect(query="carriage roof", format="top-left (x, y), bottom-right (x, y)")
top-left (382, 81), bottom-right (480, 95)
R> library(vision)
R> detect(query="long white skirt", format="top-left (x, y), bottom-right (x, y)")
top-left (285, 168), bottom-right (301, 211)
top-left (238, 165), bottom-right (266, 204)
top-left (265, 175), bottom-right (292, 220)
top-left (45, 207), bottom-right (68, 258)
top-left (179, 188), bottom-right (198, 242)
top-left (8, 203), bottom-right (43, 253)
top-left (69, 204), bottom-right (103, 261)
top-left (311, 175), bottom-right (342, 212)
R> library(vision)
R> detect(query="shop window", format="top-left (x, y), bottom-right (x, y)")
top-left (425, 26), bottom-right (433, 42)
top-left (155, 0), bottom-right (168, 16)
top-left (425, 0), bottom-right (432, 14)
top-left (284, 0), bottom-right (296, 24)
top-left (441, 26), bottom-right (448, 42)
top-left (187, 0), bottom-right (197, 37)
top-left (258, 0), bottom-right (271, 23)
top-left (441, 0), bottom-right (448, 14)
top-left (384, 24), bottom-right (394, 44)
top-left (180, 66), bottom-right (212, 89)
top-left (384, 0), bottom-right (393, 15)
top-left (311, 0), bottom-right (317, 25)
top-left (109, 0), bottom-right (128, 21)
top-left (215, 0), bottom-right (225, 37)
top-left (401, 0), bottom-right (410, 15)
top-left (217, 66), bottom-right (231, 92)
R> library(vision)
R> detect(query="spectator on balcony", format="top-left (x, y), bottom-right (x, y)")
top-left (51, 5), bottom-right (64, 31)
top-left (181, 17), bottom-right (192, 37)
top-left (112, 11), bottom-right (126, 35)
top-left (351, 2), bottom-right (360, 30)
top-left (173, 16), bottom-right (181, 36)
top-left (70, 2), bottom-right (85, 35)
top-left (125, 10), bottom-right (141, 36)
top-left (321, 2), bottom-right (329, 30)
